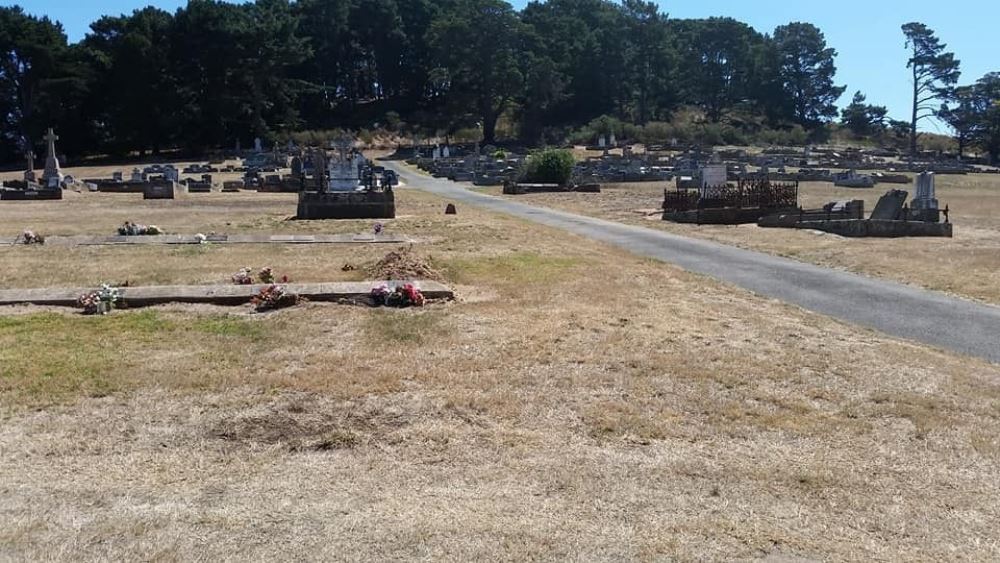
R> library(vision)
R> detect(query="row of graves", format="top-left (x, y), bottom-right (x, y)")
top-left (410, 143), bottom-right (524, 187)
top-left (663, 164), bottom-right (952, 237)
top-left (0, 129), bottom-right (67, 200)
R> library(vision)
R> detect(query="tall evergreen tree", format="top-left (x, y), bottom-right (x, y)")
top-left (902, 22), bottom-right (961, 156)
top-left (773, 22), bottom-right (845, 127)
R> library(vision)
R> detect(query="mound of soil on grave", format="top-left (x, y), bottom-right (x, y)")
top-left (368, 245), bottom-right (444, 281)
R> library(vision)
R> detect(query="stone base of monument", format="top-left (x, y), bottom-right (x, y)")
top-left (664, 206), bottom-right (798, 225)
top-left (296, 190), bottom-right (395, 220)
top-left (791, 219), bottom-right (953, 238)
top-left (0, 187), bottom-right (63, 201)
top-left (143, 181), bottom-right (178, 200)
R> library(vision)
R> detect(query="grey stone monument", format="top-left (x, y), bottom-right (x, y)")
top-left (41, 128), bottom-right (64, 188)
top-left (23, 150), bottom-right (36, 183)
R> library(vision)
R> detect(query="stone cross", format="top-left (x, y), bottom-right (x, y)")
top-left (41, 128), bottom-right (63, 187)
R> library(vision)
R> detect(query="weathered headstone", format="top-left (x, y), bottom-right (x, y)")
top-left (23, 150), bottom-right (36, 183)
top-left (701, 164), bottom-right (728, 191)
top-left (41, 128), bottom-right (63, 188)
top-left (163, 166), bottom-right (179, 183)
top-left (254, 137), bottom-right (263, 153)
top-left (433, 145), bottom-right (442, 160)
top-left (870, 189), bottom-right (908, 221)
top-left (291, 156), bottom-right (304, 177)
top-left (609, 133), bottom-right (617, 147)
top-left (442, 145), bottom-right (451, 158)
top-left (131, 168), bottom-right (144, 183)
top-left (598, 135), bottom-right (607, 148)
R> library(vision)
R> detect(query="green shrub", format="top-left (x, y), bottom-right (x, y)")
top-left (520, 148), bottom-right (575, 185)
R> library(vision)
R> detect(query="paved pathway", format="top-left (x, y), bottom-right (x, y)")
top-left (387, 162), bottom-right (1000, 364)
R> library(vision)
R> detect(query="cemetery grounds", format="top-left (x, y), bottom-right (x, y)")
top-left (1, 163), bottom-right (999, 560)
top-left (485, 170), bottom-right (1000, 305)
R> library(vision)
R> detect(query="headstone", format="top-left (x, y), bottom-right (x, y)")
top-left (23, 150), bottom-right (36, 183)
top-left (112, 171), bottom-right (124, 182)
top-left (163, 166), bottom-right (179, 183)
top-left (291, 156), bottom-right (304, 177)
top-left (254, 137), bottom-right (263, 153)
top-left (442, 145), bottom-right (451, 158)
top-left (598, 136), bottom-right (607, 148)
top-left (700, 164), bottom-right (728, 191)
top-left (609, 133), bottom-right (617, 147)
top-left (433, 145), bottom-right (442, 160)
top-left (131, 168), bottom-right (144, 183)
top-left (870, 189), bottom-right (908, 221)
top-left (913, 172), bottom-right (937, 209)
top-left (235, 138), bottom-right (241, 153)
top-left (445, 203), bottom-right (457, 215)
top-left (41, 128), bottom-right (63, 187)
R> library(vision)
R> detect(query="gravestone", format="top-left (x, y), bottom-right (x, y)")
top-left (143, 181), bottom-right (177, 200)
top-left (131, 168), bottom-right (145, 183)
top-left (911, 172), bottom-right (940, 222)
top-left (609, 133), bottom-right (617, 147)
top-left (870, 190), bottom-right (908, 221)
top-left (700, 164), bottom-right (728, 191)
top-left (433, 145), bottom-right (442, 160)
top-left (254, 137), bottom-right (263, 153)
top-left (23, 150), bottom-right (37, 183)
top-left (41, 128), bottom-right (64, 188)
top-left (598, 136), bottom-right (607, 148)
top-left (445, 203), bottom-right (457, 215)
top-left (442, 145), bottom-right (450, 158)
top-left (112, 171), bottom-right (124, 182)
top-left (163, 166), bottom-right (179, 183)
top-left (291, 156), bottom-right (304, 177)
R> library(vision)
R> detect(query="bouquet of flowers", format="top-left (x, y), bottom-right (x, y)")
top-left (78, 284), bottom-right (121, 315)
top-left (232, 267), bottom-right (255, 285)
top-left (251, 284), bottom-right (300, 312)
top-left (20, 230), bottom-right (45, 245)
top-left (373, 222), bottom-right (384, 235)
top-left (118, 222), bottom-right (163, 236)
top-left (370, 283), bottom-right (425, 308)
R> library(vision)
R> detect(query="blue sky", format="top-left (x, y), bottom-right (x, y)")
top-left (7, 0), bottom-right (997, 131)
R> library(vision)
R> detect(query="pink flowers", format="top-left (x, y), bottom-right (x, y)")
top-left (370, 283), bottom-right (425, 308)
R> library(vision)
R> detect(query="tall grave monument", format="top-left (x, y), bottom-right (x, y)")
top-left (42, 128), bottom-right (64, 188)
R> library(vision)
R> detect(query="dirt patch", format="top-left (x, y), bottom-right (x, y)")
top-left (367, 245), bottom-right (444, 281)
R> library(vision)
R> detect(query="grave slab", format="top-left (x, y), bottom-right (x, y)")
top-left (0, 281), bottom-right (453, 308)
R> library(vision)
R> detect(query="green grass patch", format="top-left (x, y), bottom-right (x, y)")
top-left (0, 311), bottom-right (275, 406)
top-left (443, 252), bottom-right (583, 285)
top-left (0, 311), bottom-right (175, 404)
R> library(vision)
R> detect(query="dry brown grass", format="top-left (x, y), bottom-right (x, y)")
top-left (1, 166), bottom-right (1000, 561)
top-left (486, 173), bottom-right (1000, 305)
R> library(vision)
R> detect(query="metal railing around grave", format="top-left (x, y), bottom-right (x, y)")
top-left (663, 178), bottom-right (799, 212)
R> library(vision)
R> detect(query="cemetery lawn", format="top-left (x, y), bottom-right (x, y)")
top-left (2, 178), bottom-right (1000, 560)
top-left (486, 173), bottom-right (1000, 305)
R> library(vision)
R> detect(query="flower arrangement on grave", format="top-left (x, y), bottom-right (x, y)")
top-left (251, 284), bottom-right (300, 312)
top-left (370, 283), bottom-right (425, 308)
top-left (77, 284), bottom-right (121, 315)
top-left (118, 222), bottom-right (164, 236)
top-left (373, 222), bottom-right (384, 235)
top-left (232, 267), bottom-right (289, 285)
top-left (232, 267), bottom-right (254, 285)
top-left (19, 230), bottom-right (45, 245)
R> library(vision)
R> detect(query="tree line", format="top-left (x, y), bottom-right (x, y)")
top-left (1, 0), bottom-right (998, 164)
